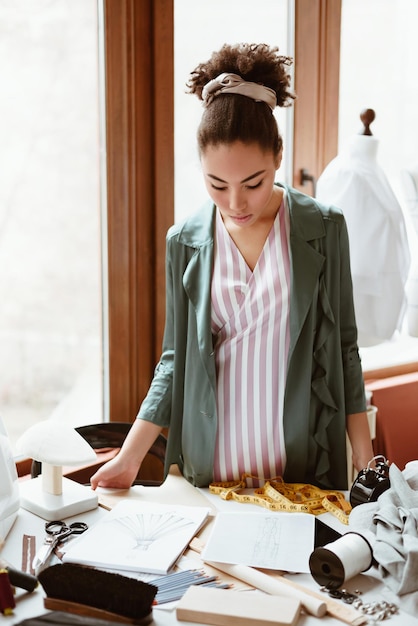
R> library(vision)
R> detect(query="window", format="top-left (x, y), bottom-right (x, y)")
top-left (338, 0), bottom-right (418, 374)
top-left (174, 0), bottom-right (291, 222)
top-left (0, 0), bottom-right (103, 452)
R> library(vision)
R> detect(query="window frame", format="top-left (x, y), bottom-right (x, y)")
top-left (103, 0), bottom-right (174, 423)
top-left (292, 0), bottom-right (342, 193)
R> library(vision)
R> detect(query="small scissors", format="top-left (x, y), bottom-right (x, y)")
top-left (32, 520), bottom-right (88, 573)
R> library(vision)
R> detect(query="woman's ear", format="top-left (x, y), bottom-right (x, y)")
top-left (275, 148), bottom-right (283, 170)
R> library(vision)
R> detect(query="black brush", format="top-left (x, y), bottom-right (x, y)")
top-left (37, 563), bottom-right (157, 625)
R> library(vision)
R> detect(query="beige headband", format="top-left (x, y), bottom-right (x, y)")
top-left (202, 72), bottom-right (277, 111)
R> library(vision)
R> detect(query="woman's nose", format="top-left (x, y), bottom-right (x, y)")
top-left (229, 189), bottom-right (246, 212)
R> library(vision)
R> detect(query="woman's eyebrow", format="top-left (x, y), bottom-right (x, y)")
top-left (207, 170), bottom-right (266, 184)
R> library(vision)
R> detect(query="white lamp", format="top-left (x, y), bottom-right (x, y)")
top-left (17, 420), bottom-right (98, 520)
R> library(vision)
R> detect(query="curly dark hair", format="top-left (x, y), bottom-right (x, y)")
top-left (187, 43), bottom-right (296, 157)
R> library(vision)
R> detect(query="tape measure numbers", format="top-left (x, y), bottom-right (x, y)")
top-left (209, 475), bottom-right (351, 524)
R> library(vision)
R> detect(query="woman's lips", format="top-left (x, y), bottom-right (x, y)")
top-left (230, 214), bottom-right (252, 225)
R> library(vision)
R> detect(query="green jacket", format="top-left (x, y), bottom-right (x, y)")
top-left (138, 183), bottom-right (366, 490)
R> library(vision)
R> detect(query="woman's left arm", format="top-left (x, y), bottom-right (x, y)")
top-left (346, 411), bottom-right (375, 473)
top-left (336, 214), bottom-right (375, 472)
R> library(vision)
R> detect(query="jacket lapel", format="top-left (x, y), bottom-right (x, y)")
top-left (178, 202), bottom-right (216, 387)
top-left (284, 185), bottom-right (327, 362)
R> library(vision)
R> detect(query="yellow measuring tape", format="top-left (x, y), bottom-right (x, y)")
top-left (209, 475), bottom-right (352, 525)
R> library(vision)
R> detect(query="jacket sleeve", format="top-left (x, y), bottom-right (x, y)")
top-left (136, 235), bottom-right (175, 427)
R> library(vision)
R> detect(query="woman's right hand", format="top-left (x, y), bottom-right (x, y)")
top-left (90, 455), bottom-right (141, 490)
top-left (90, 418), bottom-right (163, 490)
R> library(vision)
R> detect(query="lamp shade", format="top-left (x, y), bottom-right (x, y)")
top-left (17, 420), bottom-right (97, 466)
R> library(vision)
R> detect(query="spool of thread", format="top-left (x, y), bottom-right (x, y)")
top-left (4, 565), bottom-right (38, 592)
top-left (0, 569), bottom-right (15, 615)
top-left (309, 532), bottom-right (373, 589)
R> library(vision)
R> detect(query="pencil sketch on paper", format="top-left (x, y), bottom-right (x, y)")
top-left (110, 511), bottom-right (196, 551)
top-left (252, 516), bottom-right (282, 566)
top-left (201, 511), bottom-right (315, 573)
top-left (62, 499), bottom-right (211, 575)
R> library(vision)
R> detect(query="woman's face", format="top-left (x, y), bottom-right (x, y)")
top-left (201, 141), bottom-right (282, 230)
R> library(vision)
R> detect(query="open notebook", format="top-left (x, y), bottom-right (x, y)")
top-left (63, 499), bottom-right (211, 575)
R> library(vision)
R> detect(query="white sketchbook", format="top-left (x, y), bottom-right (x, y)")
top-left (201, 511), bottom-right (315, 573)
top-left (62, 499), bottom-right (211, 575)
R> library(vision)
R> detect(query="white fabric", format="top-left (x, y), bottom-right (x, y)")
top-left (0, 415), bottom-right (19, 539)
top-left (400, 164), bottom-right (418, 224)
top-left (400, 165), bottom-right (418, 336)
top-left (316, 135), bottom-right (410, 347)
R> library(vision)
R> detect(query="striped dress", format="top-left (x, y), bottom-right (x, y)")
top-left (211, 198), bottom-right (291, 484)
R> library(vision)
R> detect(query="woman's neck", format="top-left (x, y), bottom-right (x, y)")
top-left (221, 187), bottom-right (284, 271)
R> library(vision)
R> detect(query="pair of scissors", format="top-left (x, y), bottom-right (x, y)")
top-left (32, 520), bottom-right (88, 573)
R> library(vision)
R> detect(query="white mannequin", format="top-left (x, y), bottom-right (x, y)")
top-left (316, 113), bottom-right (410, 347)
top-left (348, 133), bottom-right (379, 161)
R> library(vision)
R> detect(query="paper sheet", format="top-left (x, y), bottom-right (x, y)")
top-left (63, 499), bottom-right (211, 575)
top-left (201, 511), bottom-right (315, 573)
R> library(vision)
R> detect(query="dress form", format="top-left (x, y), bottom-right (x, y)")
top-left (347, 134), bottom-right (379, 161)
top-left (316, 109), bottom-right (411, 347)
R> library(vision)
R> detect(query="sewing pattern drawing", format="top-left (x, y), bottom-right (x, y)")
top-left (62, 500), bottom-right (210, 575)
top-left (252, 516), bottom-right (282, 566)
top-left (111, 511), bottom-right (195, 552)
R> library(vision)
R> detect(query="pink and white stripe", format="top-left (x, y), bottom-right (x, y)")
top-left (211, 198), bottom-right (291, 484)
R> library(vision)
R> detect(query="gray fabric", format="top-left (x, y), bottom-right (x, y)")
top-left (349, 461), bottom-right (418, 604)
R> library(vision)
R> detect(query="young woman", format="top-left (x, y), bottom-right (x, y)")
top-left (91, 43), bottom-right (374, 492)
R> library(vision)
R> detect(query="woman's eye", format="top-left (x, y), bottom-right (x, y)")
top-left (210, 180), bottom-right (262, 191)
top-left (246, 180), bottom-right (262, 190)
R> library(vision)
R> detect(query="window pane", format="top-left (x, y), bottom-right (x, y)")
top-left (174, 0), bottom-right (290, 222)
top-left (0, 0), bottom-right (103, 452)
top-left (339, 0), bottom-right (418, 210)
